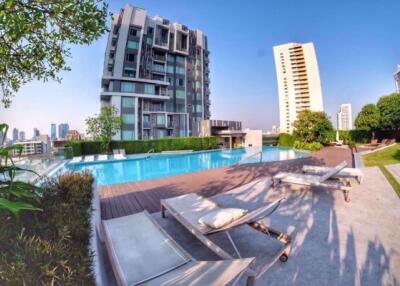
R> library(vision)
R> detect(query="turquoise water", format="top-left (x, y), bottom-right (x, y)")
top-left (67, 146), bottom-right (308, 186)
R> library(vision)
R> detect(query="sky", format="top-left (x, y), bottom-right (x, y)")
top-left (1, 0), bottom-right (399, 138)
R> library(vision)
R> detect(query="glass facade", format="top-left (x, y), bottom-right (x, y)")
top-left (122, 113), bottom-right (135, 124)
top-left (122, 97), bottom-right (135, 108)
top-left (127, 40), bottom-right (139, 49)
top-left (176, 90), bottom-right (185, 99)
top-left (122, 130), bottom-right (134, 140)
top-left (144, 84), bottom-right (155, 94)
top-left (121, 82), bottom-right (135, 93)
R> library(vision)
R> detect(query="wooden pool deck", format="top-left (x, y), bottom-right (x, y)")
top-left (99, 146), bottom-right (353, 220)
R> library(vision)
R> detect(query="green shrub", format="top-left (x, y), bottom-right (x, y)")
top-left (278, 133), bottom-right (296, 147)
top-left (339, 129), bottom-right (371, 144)
top-left (70, 137), bottom-right (218, 156)
top-left (0, 172), bottom-right (95, 285)
top-left (293, 140), bottom-right (323, 151)
top-left (63, 146), bottom-right (73, 159)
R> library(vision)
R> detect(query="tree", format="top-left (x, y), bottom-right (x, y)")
top-left (0, 0), bottom-right (108, 107)
top-left (354, 104), bottom-right (380, 139)
top-left (377, 93), bottom-right (400, 130)
top-left (293, 110), bottom-right (334, 144)
top-left (85, 106), bottom-right (123, 153)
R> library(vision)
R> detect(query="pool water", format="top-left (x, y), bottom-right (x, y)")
top-left (67, 146), bottom-right (309, 186)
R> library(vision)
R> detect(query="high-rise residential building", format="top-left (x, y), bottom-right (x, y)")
top-left (12, 128), bottom-right (18, 142)
top-left (19, 131), bottom-right (26, 141)
top-left (33, 128), bottom-right (40, 139)
top-left (273, 42), bottom-right (324, 134)
top-left (337, 103), bottom-right (353, 130)
top-left (395, 65), bottom-right (400, 93)
top-left (100, 4), bottom-right (211, 140)
top-left (58, 123), bottom-right (69, 139)
top-left (51, 123), bottom-right (57, 139)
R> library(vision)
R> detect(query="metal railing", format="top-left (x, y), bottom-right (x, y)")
top-left (235, 151), bottom-right (263, 165)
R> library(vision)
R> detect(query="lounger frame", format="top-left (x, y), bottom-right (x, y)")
top-left (161, 198), bottom-right (291, 285)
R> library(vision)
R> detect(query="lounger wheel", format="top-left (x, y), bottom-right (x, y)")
top-left (279, 253), bottom-right (288, 262)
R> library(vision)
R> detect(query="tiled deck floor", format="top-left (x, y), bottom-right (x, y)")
top-left (99, 146), bottom-right (353, 219)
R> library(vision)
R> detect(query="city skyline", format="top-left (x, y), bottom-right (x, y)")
top-left (0, 0), bottom-right (399, 136)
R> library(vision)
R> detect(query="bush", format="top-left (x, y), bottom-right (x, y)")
top-left (63, 146), bottom-right (73, 159)
top-left (0, 172), bottom-right (95, 285)
top-left (339, 130), bottom-right (371, 144)
top-left (293, 110), bottom-right (334, 145)
top-left (67, 137), bottom-right (218, 156)
top-left (293, 140), bottom-right (323, 151)
top-left (278, 133), bottom-right (296, 147)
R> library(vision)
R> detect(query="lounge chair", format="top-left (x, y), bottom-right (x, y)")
top-left (302, 165), bottom-right (363, 184)
top-left (273, 161), bottom-right (352, 202)
top-left (84, 155), bottom-right (94, 162)
top-left (97, 154), bottom-right (108, 161)
top-left (70, 156), bottom-right (82, 163)
top-left (160, 178), bottom-right (291, 283)
top-left (113, 153), bottom-right (126, 160)
top-left (102, 211), bottom-right (255, 286)
top-left (113, 148), bottom-right (126, 155)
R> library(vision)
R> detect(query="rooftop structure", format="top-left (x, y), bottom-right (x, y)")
top-left (100, 4), bottom-right (211, 140)
top-left (12, 140), bottom-right (48, 156)
top-left (273, 42), bottom-right (324, 134)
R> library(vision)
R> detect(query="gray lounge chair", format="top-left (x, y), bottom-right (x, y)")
top-left (302, 165), bottom-right (363, 184)
top-left (160, 178), bottom-right (291, 284)
top-left (102, 211), bottom-right (254, 286)
top-left (273, 161), bottom-right (352, 202)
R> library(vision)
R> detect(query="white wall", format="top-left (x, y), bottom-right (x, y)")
top-left (244, 129), bottom-right (263, 147)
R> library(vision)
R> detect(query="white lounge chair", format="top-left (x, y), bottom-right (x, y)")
top-left (84, 155), bottom-right (94, 162)
top-left (273, 161), bottom-right (352, 202)
top-left (113, 153), bottom-right (126, 160)
top-left (102, 211), bottom-right (255, 286)
top-left (161, 178), bottom-right (291, 283)
top-left (302, 165), bottom-right (363, 184)
top-left (97, 154), bottom-right (108, 161)
top-left (69, 156), bottom-right (82, 163)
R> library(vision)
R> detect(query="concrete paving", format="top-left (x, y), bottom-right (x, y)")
top-left (154, 167), bottom-right (400, 286)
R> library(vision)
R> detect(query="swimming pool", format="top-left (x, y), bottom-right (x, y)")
top-left (67, 146), bottom-right (309, 186)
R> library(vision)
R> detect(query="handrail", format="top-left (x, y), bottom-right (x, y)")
top-left (235, 151), bottom-right (263, 165)
top-left (147, 149), bottom-right (155, 154)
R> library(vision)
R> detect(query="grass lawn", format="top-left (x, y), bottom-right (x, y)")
top-left (363, 143), bottom-right (400, 197)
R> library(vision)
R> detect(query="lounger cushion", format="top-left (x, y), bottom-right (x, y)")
top-left (198, 208), bottom-right (247, 229)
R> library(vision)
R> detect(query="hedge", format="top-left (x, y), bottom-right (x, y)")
top-left (0, 172), bottom-right (95, 285)
top-left (66, 136), bottom-right (218, 156)
top-left (278, 133), bottom-right (296, 147)
top-left (339, 130), bottom-right (371, 144)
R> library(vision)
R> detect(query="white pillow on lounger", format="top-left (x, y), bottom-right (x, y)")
top-left (198, 208), bottom-right (247, 229)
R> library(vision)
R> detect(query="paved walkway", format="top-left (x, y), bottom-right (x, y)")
top-left (387, 163), bottom-right (400, 183)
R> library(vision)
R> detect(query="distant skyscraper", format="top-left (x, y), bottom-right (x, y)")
top-left (58, 123), bottom-right (69, 139)
top-left (51, 123), bottom-right (57, 139)
top-left (33, 128), bottom-right (40, 139)
top-left (395, 65), bottom-right (400, 93)
top-left (273, 42), bottom-right (324, 134)
top-left (12, 128), bottom-right (18, 141)
top-left (19, 131), bottom-right (25, 141)
top-left (337, 103), bottom-right (353, 130)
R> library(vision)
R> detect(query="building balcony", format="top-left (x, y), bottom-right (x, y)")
top-left (153, 54), bottom-right (166, 62)
top-left (143, 122), bottom-right (151, 128)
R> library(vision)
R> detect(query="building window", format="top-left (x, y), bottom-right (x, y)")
top-left (124, 67), bottom-right (135, 77)
top-left (129, 27), bottom-right (138, 36)
top-left (147, 27), bottom-right (153, 34)
top-left (122, 113), bottom-right (135, 124)
top-left (176, 78), bottom-right (184, 87)
top-left (108, 81), bottom-right (114, 91)
top-left (144, 84), bottom-right (155, 94)
top-left (107, 64), bottom-right (113, 72)
top-left (196, 104), bottom-right (202, 112)
top-left (195, 81), bottom-right (201, 89)
top-left (126, 53), bottom-right (135, 62)
top-left (176, 67), bottom-right (185, 75)
top-left (166, 65), bottom-right (174, 74)
top-left (146, 37), bottom-right (153, 45)
top-left (167, 89), bottom-right (174, 97)
top-left (122, 97), bottom-right (135, 108)
top-left (157, 114), bottom-right (165, 125)
top-left (167, 76), bottom-right (173, 84)
top-left (122, 130), bottom-right (134, 140)
top-left (176, 56), bottom-right (185, 64)
top-left (167, 54), bottom-right (174, 62)
top-left (176, 90), bottom-right (185, 99)
top-left (113, 26), bottom-right (119, 35)
top-left (121, 82), bottom-right (135, 93)
top-left (111, 38), bottom-right (117, 47)
top-left (127, 40), bottom-right (139, 49)
top-left (109, 51), bottom-right (115, 59)
top-left (176, 103), bottom-right (185, 112)
top-left (152, 63), bottom-right (164, 73)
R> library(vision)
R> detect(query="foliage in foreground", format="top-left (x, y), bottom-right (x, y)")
top-left (0, 172), bottom-right (95, 285)
top-left (0, 0), bottom-right (108, 107)
top-left (354, 104), bottom-right (381, 139)
top-left (67, 136), bottom-right (218, 156)
top-left (0, 124), bottom-right (43, 217)
top-left (292, 110), bottom-right (334, 145)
